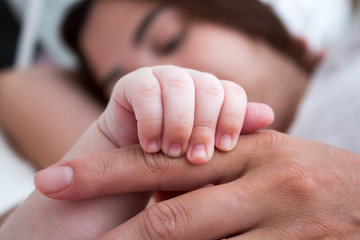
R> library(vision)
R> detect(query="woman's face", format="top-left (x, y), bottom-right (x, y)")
top-left (80, 0), bottom-right (308, 131)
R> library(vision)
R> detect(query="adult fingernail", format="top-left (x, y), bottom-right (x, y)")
top-left (219, 133), bottom-right (233, 151)
top-left (190, 143), bottom-right (207, 163)
top-left (35, 166), bottom-right (73, 194)
top-left (147, 138), bottom-right (160, 153)
top-left (168, 142), bottom-right (183, 157)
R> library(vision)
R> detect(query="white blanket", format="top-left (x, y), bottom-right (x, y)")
top-left (261, 0), bottom-right (353, 49)
top-left (0, 131), bottom-right (35, 216)
top-left (289, 9), bottom-right (360, 154)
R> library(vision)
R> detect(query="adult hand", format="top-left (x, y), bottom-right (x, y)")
top-left (35, 131), bottom-right (360, 239)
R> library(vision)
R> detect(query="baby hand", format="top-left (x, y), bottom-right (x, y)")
top-left (98, 66), bottom-right (273, 165)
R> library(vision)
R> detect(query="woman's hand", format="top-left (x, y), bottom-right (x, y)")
top-left (100, 65), bottom-right (273, 164)
top-left (35, 131), bottom-right (360, 239)
top-left (2, 65), bottom-right (272, 240)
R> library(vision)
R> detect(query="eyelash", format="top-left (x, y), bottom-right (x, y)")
top-left (156, 31), bottom-right (184, 56)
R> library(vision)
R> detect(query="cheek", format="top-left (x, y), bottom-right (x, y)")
top-left (82, 39), bottom-right (117, 83)
top-left (176, 26), bottom-right (262, 97)
top-left (178, 28), bottom-right (241, 74)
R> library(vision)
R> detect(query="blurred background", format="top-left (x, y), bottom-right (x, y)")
top-left (0, 0), bottom-right (357, 220)
top-left (0, 0), bottom-right (19, 69)
top-left (0, 0), bottom-right (355, 70)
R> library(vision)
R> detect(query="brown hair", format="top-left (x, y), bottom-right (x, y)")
top-left (63, 0), bottom-right (310, 104)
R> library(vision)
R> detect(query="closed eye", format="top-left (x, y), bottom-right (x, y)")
top-left (156, 30), bottom-right (186, 55)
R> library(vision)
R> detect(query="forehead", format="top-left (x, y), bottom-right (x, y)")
top-left (84, 0), bottom-right (157, 30)
top-left (80, 0), bottom-right (158, 79)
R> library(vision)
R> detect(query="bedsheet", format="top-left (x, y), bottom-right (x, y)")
top-left (0, 130), bottom-right (35, 216)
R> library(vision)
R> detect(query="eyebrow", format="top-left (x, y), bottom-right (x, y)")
top-left (102, 5), bottom-right (169, 89)
top-left (133, 4), bottom-right (169, 45)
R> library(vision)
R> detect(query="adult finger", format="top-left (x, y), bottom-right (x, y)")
top-left (185, 71), bottom-right (224, 165)
top-left (34, 131), bottom-right (284, 200)
top-left (35, 144), bottom-right (242, 200)
top-left (96, 181), bottom-right (266, 240)
top-left (153, 66), bottom-right (195, 157)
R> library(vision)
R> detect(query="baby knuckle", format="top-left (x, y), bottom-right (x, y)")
top-left (222, 110), bottom-right (244, 124)
top-left (171, 118), bottom-right (194, 130)
top-left (205, 83), bottom-right (224, 98)
top-left (165, 120), bottom-right (193, 141)
top-left (201, 78), bottom-right (224, 98)
top-left (193, 119), bottom-right (216, 132)
top-left (167, 77), bottom-right (193, 91)
top-left (222, 81), bottom-right (247, 97)
top-left (137, 116), bottom-right (163, 129)
top-left (140, 117), bottom-right (163, 126)
top-left (135, 81), bottom-right (161, 97)
top-left (143, 202), bottom-right (186, 240)
top-left (160, 66), bottom-right (193, 90)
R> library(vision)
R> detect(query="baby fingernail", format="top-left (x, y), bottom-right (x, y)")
top-left (190, 143), bottom-right (207, 163)
top-left (168, 142), bottom-right (183, 157)
top-left (147, 138), bottom-right (160, 153)
top-left (35, 166), bottom-right (73, 194)
top-left (219, 133), bottom-right (233, 151)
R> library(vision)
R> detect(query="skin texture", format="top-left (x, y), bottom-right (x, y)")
top-left (99, 66), bottom-right (273, 164)
top-left (0, 0), bottom-right (316, 171)
top-left (0, 66), bottom-right (273, 239)
top-left (0, 207), bottom-right (17, 228)
top-left (37, 131), bottom-right (360, 240)
top-left (2, 1), bottom-right (343, 239)
top-left (81, 0), bottom-right (309, 132)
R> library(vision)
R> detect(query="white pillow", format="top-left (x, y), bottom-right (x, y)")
top-left (0, 130), bottom-right (35, 216)
top-left (260, 0), bottom-right (353, 50)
